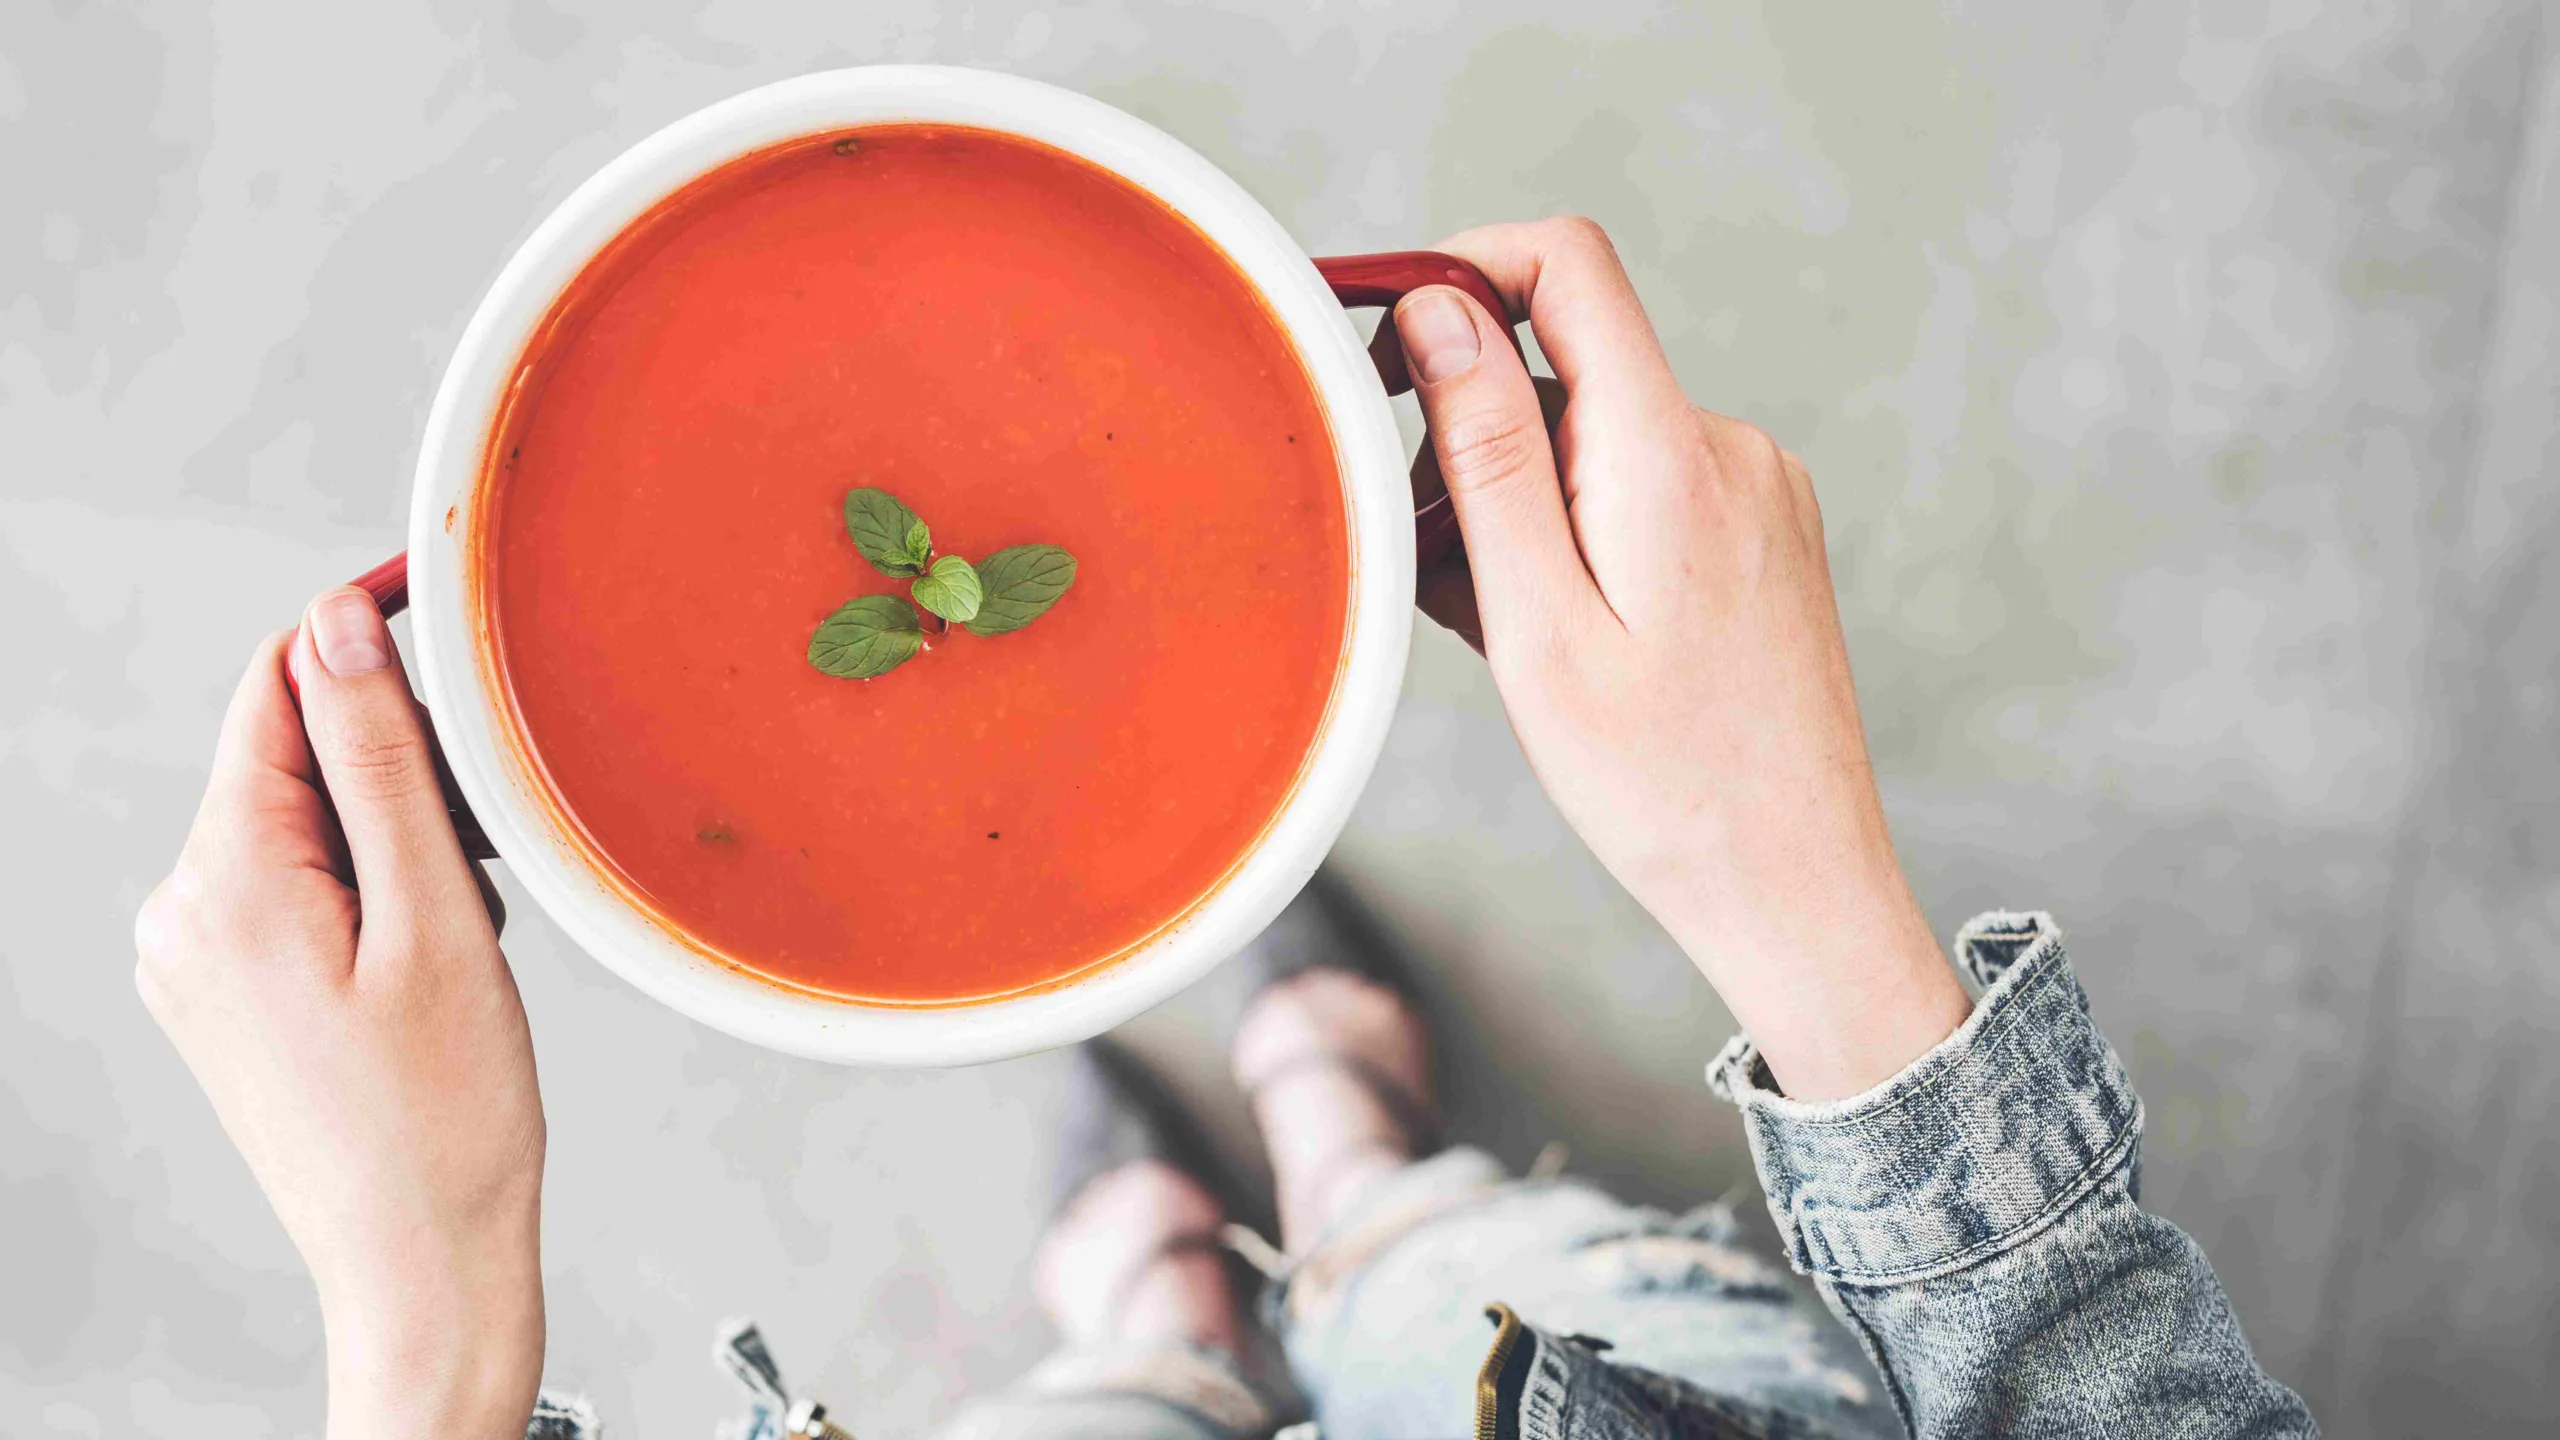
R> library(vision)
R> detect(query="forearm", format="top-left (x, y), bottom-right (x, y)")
top-left (1708, 913), bottom-right (2317, 1438)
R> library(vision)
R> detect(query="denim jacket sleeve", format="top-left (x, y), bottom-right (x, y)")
top-left (1705, 912), bottom-right (2318, 1439)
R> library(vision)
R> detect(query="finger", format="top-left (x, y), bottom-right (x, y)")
top-left (205, 630), bottom-right (317, 793)
top-left (1427, 223), bottom-right (1704, 616)
top-left (1406, 376), bottom-right (1569, 515)
top-left (1393, 286), bottom-right (1607, 652)
top-left (1404, 375), bottom-right (1571, 651)
top-left (186, 630), bottom-right (344, 876)
top-left (1427, 217), bottom-right (1684, 423)
top-left (289, 587), bottom-right (481, 937)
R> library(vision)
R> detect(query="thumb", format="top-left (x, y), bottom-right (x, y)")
top-left (291, 586), bottom-right (480, 938)
top-left (1393, 287), bottom-right (1601, 656)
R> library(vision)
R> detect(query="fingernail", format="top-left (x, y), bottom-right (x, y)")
top-left (1399, 289), bottom-right (1482, 384)
top-left (310, 589), bottom-right (393, 675)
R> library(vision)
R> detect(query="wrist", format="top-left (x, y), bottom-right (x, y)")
top-left (1646, 838), bottom-right (1971, 1103)
top-left (317, 1227), bottom-right (544, 1440)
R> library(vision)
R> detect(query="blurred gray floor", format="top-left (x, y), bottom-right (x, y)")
top-left (7, 3), bottom-right (2559, 1436)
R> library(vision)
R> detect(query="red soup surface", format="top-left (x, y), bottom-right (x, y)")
top-left (477, 125), bottom-right (1348, 1004)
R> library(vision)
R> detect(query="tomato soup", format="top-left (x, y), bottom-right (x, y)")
top-left (475, 126), bottom-right (1348, 1004)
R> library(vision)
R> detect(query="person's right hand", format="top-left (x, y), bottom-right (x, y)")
top-left (135, 588), bottom-right (544, 1440)
top-left (1384, 218), bottom-right (1972, 1101)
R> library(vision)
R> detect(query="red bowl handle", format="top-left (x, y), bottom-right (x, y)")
top-left (352, 551), bottom-right (411, 617)
top-left (1316, 250), bottom-right (1510, 332)
top-left (1314, 250), bottom-right (1515, 573)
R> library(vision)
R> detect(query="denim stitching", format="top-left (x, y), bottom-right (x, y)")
top-left (1797, 1100), bottom-right (2142, 1286)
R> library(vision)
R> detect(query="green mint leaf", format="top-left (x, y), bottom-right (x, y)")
top-left (844, 488), bottom-right (928, 576)
top-left (965, 544), bottom-right (1078, 636)
top-left (910, 554), bottom-right (983, 624)
top-left (808, 594), bottom-right (924, 678)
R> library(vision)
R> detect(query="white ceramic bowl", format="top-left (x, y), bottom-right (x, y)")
top-left (406, 67), bottom-right (1414, 1066)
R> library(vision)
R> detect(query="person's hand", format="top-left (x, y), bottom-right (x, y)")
top-left (135, 588), bottom-right (544, 1440)
top-left (1383, 218), bottom-right (1972, 1101)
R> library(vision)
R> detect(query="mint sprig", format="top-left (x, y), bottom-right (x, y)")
top-left (808, 488), bottom-right (1077, 680)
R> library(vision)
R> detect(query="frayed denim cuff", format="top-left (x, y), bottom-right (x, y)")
top-left (1705, 911), bottom-right (2143, 1287)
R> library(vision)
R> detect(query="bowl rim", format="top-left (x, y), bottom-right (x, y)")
top-left (406, 65), bottom-right (1413, 1066)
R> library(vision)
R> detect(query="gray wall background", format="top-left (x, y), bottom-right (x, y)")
top-left (7, 2), bottom-right (2558, 1435)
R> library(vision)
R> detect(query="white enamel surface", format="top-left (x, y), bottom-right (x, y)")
top-left (406, 67), bottom-right (1411, 1066)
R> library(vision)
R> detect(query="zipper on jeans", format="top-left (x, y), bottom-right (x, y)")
top-left (1475, 1302), bottom-right (1526, 1440)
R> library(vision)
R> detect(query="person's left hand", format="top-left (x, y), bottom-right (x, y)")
top-left (135, 588), bottom-right (545, 1440)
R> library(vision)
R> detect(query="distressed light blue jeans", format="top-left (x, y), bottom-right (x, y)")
top-left (939, 1144), bottom-right (1892, 1440)
top-left (929, 913), bottom-right (2321, 1440)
